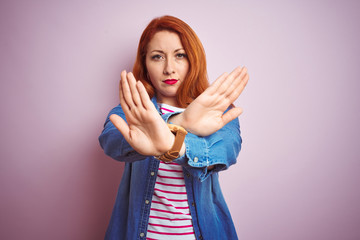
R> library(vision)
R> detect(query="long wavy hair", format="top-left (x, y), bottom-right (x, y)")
top-left (133, 15), bottom-right (209, 107)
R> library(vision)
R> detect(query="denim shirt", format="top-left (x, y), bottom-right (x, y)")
top-left (98, 97), bottom-right (242, 240)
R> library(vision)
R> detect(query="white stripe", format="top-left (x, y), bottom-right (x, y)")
top-left (147, 104), bottom-right (195, 240)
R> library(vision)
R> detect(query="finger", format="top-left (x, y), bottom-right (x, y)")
top-left (228, 67), bottom-right (248, 92)
top-left (119, 71), bottom-right (131, 114)
top-left (221, 107), bottom-right (243, 126)
top-left (109, 114), bottom-right (131, 142)
top-left (207, 72), bottom-right (228, 94)
top-left (119, 72), bottom-right (139, 124)
top-left (136, 81), bottom-right (153, 110)
top-left (222, 67), bottom-right (247, 101)
top-left (127, 72), bottom-right (142, 107)
top-left (223, 66), bottom-right (243, 89)
top-left (217, 66), bottom-right (243, 95)
top-left (227, 71), bottom-right (249, 101)
top-left (121, 70), bottom-right (135, 109)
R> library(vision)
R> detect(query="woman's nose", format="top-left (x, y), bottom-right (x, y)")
top-left (163, 59), bottom-right (175, 75)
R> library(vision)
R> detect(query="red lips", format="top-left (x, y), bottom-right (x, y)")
top-left (163, 79), bottom-right (178, 85)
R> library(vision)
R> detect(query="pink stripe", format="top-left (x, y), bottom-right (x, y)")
top-left (154, 188), bottom-right (186, 194)
top-left (146, 238), bottom-right (158, 240)
top-left (148, 223), bottom-right (193, 229)
top-left (151, 200), bottom-right (189, 209)
top-left (164, 162), bottom-right (179, 165)
top-left (157, 174), bottom-right (183, 180)
top-left (158, 168), bottom-right (183, 173)
top-left (149, 216), bottom-right (190, 221)
top-left (160, 107), bottom-right (174, 113)
top-left (155, 182), bottom-right (186, 187)
top-left (147, 229), bottom-right (194, 235)
top-left (155, 194), bottom-right (188, 202)
top-left (150, 208), bottom-right (190, 215)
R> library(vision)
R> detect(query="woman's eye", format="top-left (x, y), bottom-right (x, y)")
top-left (176, 53), bottom-right (187, 59)
top-left (151, 55), bottom-right (163, 60)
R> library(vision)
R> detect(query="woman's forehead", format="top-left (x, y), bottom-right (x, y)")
top-left (147, 31), bottom-right (184, 52)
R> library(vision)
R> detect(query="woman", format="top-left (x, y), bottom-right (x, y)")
top-left (99, 15), bottom-right (249, 240)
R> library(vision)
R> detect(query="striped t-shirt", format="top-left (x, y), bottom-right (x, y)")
top-left (146, 104), bottom-right (196, 240)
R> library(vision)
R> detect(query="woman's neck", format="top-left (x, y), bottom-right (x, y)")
top-left (156, 96), bottom-right (180, 108)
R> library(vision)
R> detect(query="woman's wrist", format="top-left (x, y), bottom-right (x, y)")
top-left (157, 132), bottom-right (175, 156)
top-left (155, 124), bottom-right (187, 162)
top-left (168, 113), bottom-right (182, 125)
top-left (179, 141), bottom-right (186, 156)
top-left (168, 113), bottom-right (189, 131)
top-left (167, 117), bottom-right (186, 158)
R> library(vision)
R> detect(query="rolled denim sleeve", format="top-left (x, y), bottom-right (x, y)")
top-left (163, 112), bottom-right (242, 182)
top-left (98, 104), bottom-right (147, 162)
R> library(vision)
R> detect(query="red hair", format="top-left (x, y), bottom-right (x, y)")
top-left (133, 15), bottom-right (209, 107)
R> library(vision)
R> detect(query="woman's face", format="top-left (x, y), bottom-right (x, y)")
top-left (145, 31), bottom-right (189, 106)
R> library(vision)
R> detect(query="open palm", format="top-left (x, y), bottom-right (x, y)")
top-left (110, 71), bottom-right (174, 156)
top-left (171, 66), bottom-right (249, 136)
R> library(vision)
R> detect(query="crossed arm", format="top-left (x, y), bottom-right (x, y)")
top-left (109, 66), bottom-right (249, 159)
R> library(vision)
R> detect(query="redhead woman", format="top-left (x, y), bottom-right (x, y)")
top-left (99, 15), bottom-right (249, 240)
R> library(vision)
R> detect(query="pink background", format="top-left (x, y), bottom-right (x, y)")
top-left (1, 0), bottom-right (359, 239)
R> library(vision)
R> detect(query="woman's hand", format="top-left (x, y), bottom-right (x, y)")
top-left (170, 66), bottom-right (249, 136)
top-left (109, 71), bottom-right (175, 156)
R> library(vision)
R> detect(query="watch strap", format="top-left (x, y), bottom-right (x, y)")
top-left (156, 124), bottom-right (187, 162)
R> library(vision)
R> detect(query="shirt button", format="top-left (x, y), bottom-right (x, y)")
top-left (199, 235), bottom-right (203, 240)
top-left (145, 200), bottom-right (150, 204)
top-left (194, 157), bottom-right (198, 163)
top-left (140, 232), bottom-right (145, 237)
top-left (191, 202), bottom-right (195, 207)
top-left (186, 173), bottom-right (190, 178)
top-left (150, 171), bottom-right (155, 176)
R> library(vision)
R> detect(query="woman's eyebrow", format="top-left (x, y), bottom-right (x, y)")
top-left (150, 48), bottom-right (185, 54)
top-left (150, 50), bottom-right (165, 53)
top-left (174, 48), bottom-right (185, 52)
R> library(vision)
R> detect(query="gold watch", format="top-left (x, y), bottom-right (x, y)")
top-left (156, 124), bottom-right (188, 162)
